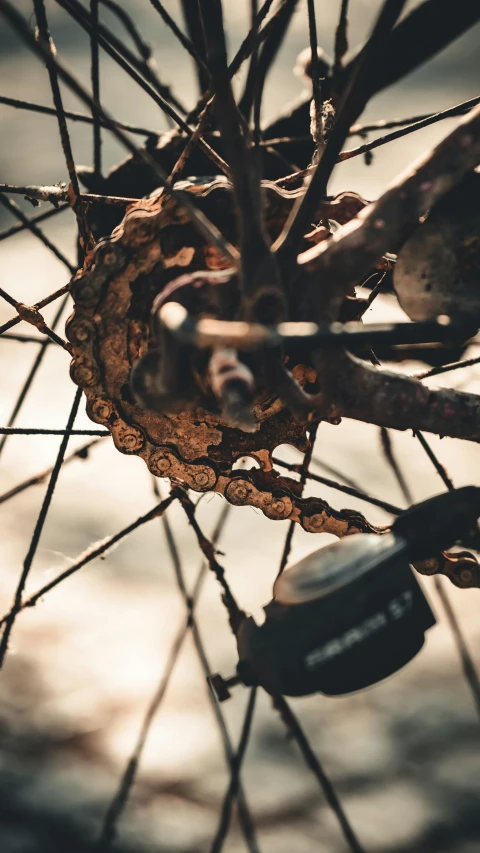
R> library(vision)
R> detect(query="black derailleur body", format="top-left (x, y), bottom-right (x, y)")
top-left (210, 487), bottom-right (480, 701)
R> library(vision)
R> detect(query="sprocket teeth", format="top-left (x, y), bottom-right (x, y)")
top-left (67, 179), bottom-right (377, 536)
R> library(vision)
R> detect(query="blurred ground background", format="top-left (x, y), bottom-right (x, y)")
top-left (1, 2), bottom-right (480, 851)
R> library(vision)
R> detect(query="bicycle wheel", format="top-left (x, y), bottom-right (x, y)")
top-left (1, 3), bottom-right (480, 852)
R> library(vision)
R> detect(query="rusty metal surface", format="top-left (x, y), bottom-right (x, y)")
top-left (65, 176), bottom-right (480, 584)
top-left (67, 178), bottom-right (381, 538)
top-left (414, 550), bottom-right (480, 589)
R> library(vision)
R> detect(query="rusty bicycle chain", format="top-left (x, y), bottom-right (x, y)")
top-left (66, 178), bottom-right (479, 586)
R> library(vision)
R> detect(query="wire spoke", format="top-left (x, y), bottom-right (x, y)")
top-left (0, 294), bottom-right (68, 346)
top-left (0, 193), bottom-right (75, 272)
top-left (415, 354), bottom-right (480, 380)
top-left (55, 0), bottom-right (228, 178)
top-left (270, 94), bottom-right (480, 172)
top-left (33, 0), bottom-right (93, 254)
top-left (97, 605), bottom-right (196, 851)
top-left (239, 0), bottom-right (299, 126)
top-left (270, 426), bottom-right (364, 852)
top-left (273, 455), bottom-right (402, 516)
top-left (333, 0), bottom-right (350, 82)
top-left (174, 483), bottom-right (259, 852)
top-left (0, 183), bottom-right (142, 206)
top-left (98, 497), bottom-right (259, 852)
top-left (1, 334), bottom-right (54, 344)
top-left (433, 576), bottom-right (480, 719)
top-left (0, 94), bottom-right (158, 140)
top-left (413, 430), bottom-right (480, 719)
top-left (99, 0), bottom-right (186, 119)
top-left (159, 493), bottom-right (258, 853)
top-left (0, 198), bottom-right (69, 243)
top-left (414, 430), bottom-right (454, 492)
top-left (0, 293), bottom-right (71, 458)
top-left (180, 0), bottom-right (210, 95)
top-left (229, 0), bottom-right (290, 81)
top-left (311, 456), bottom-right (364, 492)
top-left (57, 0), bottom-right (186, 114)
top-left (0, 1), bottom-right (237, 262)
top-left (0, 428), bottom-right (108, 436)
top-left (148, 0), bottom-right (211, 81)
top-left (349, 96), bottom-right (480, 135)
top-left (380, 427), bottom-right (412, 506)
top-left (0, 387), bottom-right (82, 668)
top-left (168, 0), bottom-right (282, 182)
top-left (307, 0), bottom-right (322, 151)
top-left (339, 94), bottom-right (480, 163)
top-left (0, 282), bottom-right (70, 337)
top-left (273, 696), bottom-right (365, 853)
top-left (209, 687), bottom-right (258, 853)
top-left (168, 98), bottom-right (212, 183)
top-left (0, 438), bottom-right (103, 506)
top-left (201, 0), bottom-right (284, 322)
top-left (0, 493), bottom-right (175, 630)
top-left (179, 488), bottom-right (245, 633)
top-left (277, 423), bottom-right (319, 579)
top-left (90, 0), bottom-right (102, 175)
top-left (247, 0), bottom-right (259, 141)
top-left (373, 347), bottom-right (480, 721)
top-left (273, 0), bottom-right (408, 264)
